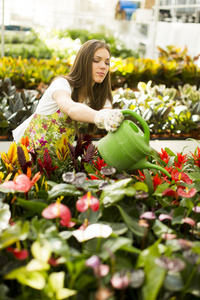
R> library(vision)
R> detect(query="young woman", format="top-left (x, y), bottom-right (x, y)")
top-left (13, 39), bottom-right (124, 151)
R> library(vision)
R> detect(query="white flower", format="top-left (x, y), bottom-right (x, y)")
top-left (72, 223), bottom-right (112, 242)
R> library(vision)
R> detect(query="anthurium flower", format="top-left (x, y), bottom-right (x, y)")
top-left (2, 174), bottom-right (32, 193)
top-left (182, 217), bottom-right (196, 227)
top-left (162, 188), bottom-right (179, 199)
top-left (161, 233), bottom-right (177, 240)
top-left (76, 191), bottom-right (100, 212)
top-left (138, 219), bottom-right (149, 227)
top-left (7, 247), bottom-right (29, 260)
top-left (177, 187), bottom-right (197, 198)
top-left (158, 214), bottom-right (172, 221)
top-left (42, 202), bottom-right (71, 224)
top-left (173, 172), bottom-right (193, 184)
top-left (111, 272), bottom-right (130, 290)
top-left (155, 256), bottom-right (186, 272)
top-left (192, 206), bottom-right (200, 213)
top-left (140, 211), bottom-right (156, 220)
top-left (85, 255), bottom-right (109, 277)
top-left (72, 223), bottom-right (112, 242)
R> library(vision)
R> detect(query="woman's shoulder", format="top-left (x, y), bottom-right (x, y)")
top-left (49, 77), bottom-right (72, 92)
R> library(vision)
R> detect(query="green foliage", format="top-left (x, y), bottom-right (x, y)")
top-left (1, 138), bottom-right (200, 299)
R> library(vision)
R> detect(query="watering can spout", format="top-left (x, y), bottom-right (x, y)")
top-left (97, 109), bottom-right (171, 178)
top-left (129, 159), bottom-right (171, 178)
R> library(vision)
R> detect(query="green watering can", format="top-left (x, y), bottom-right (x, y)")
top-left (97, 109), bottom-right (171, 178)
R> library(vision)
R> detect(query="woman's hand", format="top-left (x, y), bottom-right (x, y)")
top-left (94, 109), bottom-right (124, 132)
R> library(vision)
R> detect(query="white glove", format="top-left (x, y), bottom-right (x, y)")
top-left (94, 109), bottom-right (124, 132)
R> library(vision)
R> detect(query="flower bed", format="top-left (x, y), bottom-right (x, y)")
top-left (1, 135), bottom-right (200, 299)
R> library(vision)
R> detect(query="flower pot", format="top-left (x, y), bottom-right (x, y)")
top-left (0, 135), bottom-right (9, 141)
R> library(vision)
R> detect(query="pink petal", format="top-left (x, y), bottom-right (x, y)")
top-left (140, 211), bottom-right (156, 220)
top-left (15, 174), bottom-right (32, 193)
top-left (177, 187), bottom-right (197, 198)
top-left (42, 203), bottom-right (71, 220)
top-left (76, 198), bottom-right (88, 212)
top-left (161, 233), bottom-right (177, 240)
top-left (182, 217), bottom-right (196, 227)
top-left (90, 198), bottom-right (100, 211)
top-left (159, 214), bottom-right (172, 221)
top-left (111, 274), bottom-right (130, 289)
top-left (2, 181), bottom-right (17, 190)
top-left (98, 264), bottom-right (110, 277)
top-left (192, 206), bottom-right (200, 213)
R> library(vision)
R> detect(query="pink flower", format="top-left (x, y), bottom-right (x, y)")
top-left (140, 211), bottom-right (156, 220)
top-left (192, 206), bottom-right (200, 213)
top-left (42, 202), bottom-right (71, 224)
top-left (85, 255), bottom-right (110, 277)
top-left (158, 214), bottom-right (172, 221)
top-left (177, 187), bottom-right (197, 198)
top-left (173, 172), bottom-right (193, 184)
top-left (2, 174), bottom-right (32, 193)
top-left (182, 217), bottom-right (196, 227)
top-left (76, 192), bottom-right (100, 212)
top-left (7, 247), bottom-right (29, 260)
top-left (161, 233), bottom-right (177, 240)
top-left (111, 273), bottom-right (130, 290)
top-left (162, 188), bottom-right (179, 199)
top-left (138, 219), bottom-right (149, 227)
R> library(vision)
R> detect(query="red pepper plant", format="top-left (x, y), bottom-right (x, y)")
top-left (1, 135), bottom-right (200, 300)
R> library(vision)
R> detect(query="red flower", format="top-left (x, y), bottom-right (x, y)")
top-left (174, 153), bottom-right (188, 169)
top-left (191, 147), bottom-right (200, 168)
top-left (93, 157), bottom-right (107, 171)
top-left (172, 172), bottom-right (193, 184)
top-left (177, 187), bottom-right (197, 198)
top-left (76, 192), bottom-right (100, 212)
top-left (162, 188), bottom-right (179, 199)
top-left (42, 202), bottom-right (71, 225)
top-left (152, 173), bottom-right (164, 190)
top-left (158, 148), bottom-right (169, 164)
top-left (7, 247), bottom-right (29, 260)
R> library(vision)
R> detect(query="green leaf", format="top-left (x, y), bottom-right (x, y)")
top-left (153, 183), bottom-right (170, 197)
top-left (48, 183), bottom-right (82, 200)
top-left (0, 220), bottom-right (29, 250)
top-left (134, 182), bottom-right (148, 193)
top-left (188, 172), bottom-right (200, 181)
top-left (0, 203), bottom-right (11, 232)
top-left (5, 267), bottom-right (46, 290)
top-left (138, 240), bottom-right (166, 300)
top-left (164, 273), bottom-right (184, 291)
top-left (17, 198), bottom-right (47, 215)
top-left (152, 219), bottom-right (174, 237)
top-left (116, 204), bottom-right (145, 237)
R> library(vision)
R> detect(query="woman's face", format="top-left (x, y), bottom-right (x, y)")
top-left (92, 47), bottom-right (110, 85)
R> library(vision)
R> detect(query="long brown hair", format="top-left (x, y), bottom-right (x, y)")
top-left (64, 39), bottom-right (113, 132)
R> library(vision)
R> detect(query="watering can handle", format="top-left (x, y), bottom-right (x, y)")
top-left (122, 109), bottom-right (150, 144)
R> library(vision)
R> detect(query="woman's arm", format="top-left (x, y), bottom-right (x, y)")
top-left (53, 90), bottom-right (97, 123)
